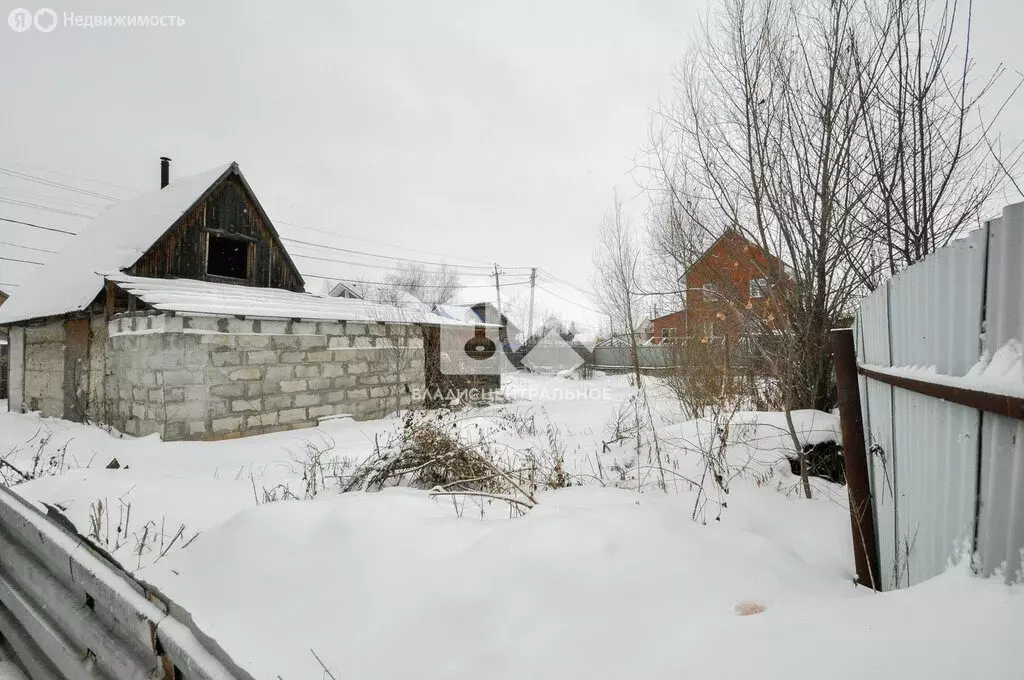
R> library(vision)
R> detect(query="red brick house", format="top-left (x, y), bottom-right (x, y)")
top-left (684, 229), bottom-right (786, 348)
top-left (651, 311), bottom-right (686, 344)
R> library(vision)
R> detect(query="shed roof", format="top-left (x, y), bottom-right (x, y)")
top-left (0, 164), bottom-right (233, 325)
top-left (0, 162), bottom-right (305, 326)
top-left (106, 274), bottom-right (478, 326)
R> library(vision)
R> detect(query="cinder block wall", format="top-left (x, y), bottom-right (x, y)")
top-left (22, 320), bottom-right (66, 417)
top-left (106, 313), bottom-right (425, 440)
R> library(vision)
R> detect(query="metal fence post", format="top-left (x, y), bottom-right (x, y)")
top-left (831, 327), bottom-right (881, 590)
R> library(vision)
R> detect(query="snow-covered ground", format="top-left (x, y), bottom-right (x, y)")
top-left (1, 373), bottom-right (1021, 679)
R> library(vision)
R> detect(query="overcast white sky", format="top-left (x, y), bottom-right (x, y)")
top-left (1, 0), bottom-right (1022, 334)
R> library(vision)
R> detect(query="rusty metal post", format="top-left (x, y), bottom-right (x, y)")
top-left (831, 328), bottom-right (880, 591)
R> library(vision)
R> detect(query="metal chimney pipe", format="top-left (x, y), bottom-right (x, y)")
top-left (160, 156), bottom-right (171, 188)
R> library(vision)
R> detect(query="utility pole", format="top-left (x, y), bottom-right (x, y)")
top-left (492, 263), bottom-right (503, 328)
top-left (526, 267), bottom-right (537, 339)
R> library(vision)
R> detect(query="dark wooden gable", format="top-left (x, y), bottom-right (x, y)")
top-left (128, 165), bottom-right (304, 292)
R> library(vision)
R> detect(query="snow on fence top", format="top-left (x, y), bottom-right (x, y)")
top-left (0, 163), bottom-right (233, 325)
top-left (106, 273), bottom-right (479, 326)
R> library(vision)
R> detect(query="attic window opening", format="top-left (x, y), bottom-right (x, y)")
top-left (207, 234), bottom-right (250, 280)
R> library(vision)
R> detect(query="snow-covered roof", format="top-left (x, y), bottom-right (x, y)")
top-left (106, 274), bottom-right (477, 326)
top-left (634, 317), bottom-right (653, 332)
top-left (0, 163), bottom-right (233, 325)
top-left (433, 304), bottom-right (477, 323)
top-left (327, 281), bottom-right (362, 299)
top-left (434, 302), bottom-right (520, 332)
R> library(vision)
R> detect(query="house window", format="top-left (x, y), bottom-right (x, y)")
top-left (207, 234), bottom-right (250, 280)
top-left (702, 282), bottom-right (717, 301)
top-left (749, 278), bottom-right (768, 299)
top-left (661, 327), bottom-right (677, 340)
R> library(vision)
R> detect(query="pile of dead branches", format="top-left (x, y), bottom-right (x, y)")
top-left (340, 408), bottom-right (572, 515)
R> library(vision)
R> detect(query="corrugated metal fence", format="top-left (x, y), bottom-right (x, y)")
top-left (853, 201), bottom-right (1024, 590)
top-left (0, 483), bottom-right (253, 679)
top-left (592, 344), bottom-right (677, 370)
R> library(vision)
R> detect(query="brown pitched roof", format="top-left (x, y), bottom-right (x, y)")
top-left (686, 228), bottom-right (788, 279)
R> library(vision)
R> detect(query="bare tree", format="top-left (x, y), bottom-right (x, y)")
top-left (640, 0), bottom-right (900, 497)
top-left (856, 0), bottom-right (1020, 286)
top-left (648, 0), bottom-right (890, 406)
top-left (373, 263), bottom-right (462, 305)
top-left (642, 186), bottom-right (715, 316)
top-left (633, 0), bottom-right (1018, 499)
top-left (591, 194), bottom-right (644, 386)
top-left (348, 264), bottom-right (461, 306)
top-left (499, 293), bottom-right (531, 341)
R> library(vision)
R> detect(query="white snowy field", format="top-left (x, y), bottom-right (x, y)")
top-left (1, 373), bottom-right (1022, 679)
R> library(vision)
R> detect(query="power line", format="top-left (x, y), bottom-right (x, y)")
top-left (0, 198), bottom-right (97, 219)
top-left (535, 284), bottom-right (603, 314)
top-left (280, 235), bottom-right (526, 273)
top-left (536, 272), bottom-right (601, 308)
top-left (0, 217), bottom-right (77, 235)
top-left (0, 166), bottom-right (120, 201)
top-left (275, 219), bottom-right (498, 268)
top-left (0, 216), bottom-right (530, 280)
top-left (287, 250), bottom-right (531, 279)
top-left (0, 159), bottom-right (142, 192)
top-left (0, 213), bottom-right (527, 284)
top-left (537, 268), bottom-right (596, 297)
top-left (0, 167), bottom-right (538, 275)
top-left (0, 239), bottom-right (57, 254)
top-left (0, 186), bottom-right (114, 212)
top-left (0, 182), bottom-right (585, 298)
top-left (300, 272), bottom-right (532, 289)
top-left (0, 163), bottom-right (544, 278)
top-left (0, 282), bottom-right (21, 287)
top-left (0, 255), bottom-right (44, 266)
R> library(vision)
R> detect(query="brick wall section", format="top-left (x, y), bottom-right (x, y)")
top-left (105, 313), bottom-right (426, 441)
top-left (22, 320), bottom-right (65, 417)
top-left (651, 311), bottom-right (687, 344)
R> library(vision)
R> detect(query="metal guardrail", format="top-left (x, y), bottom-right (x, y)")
top-left (0, 484), bottom-right (255, 680)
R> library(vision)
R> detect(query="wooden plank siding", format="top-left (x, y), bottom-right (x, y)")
top-left (129, 173), bottom-right (303, 292)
